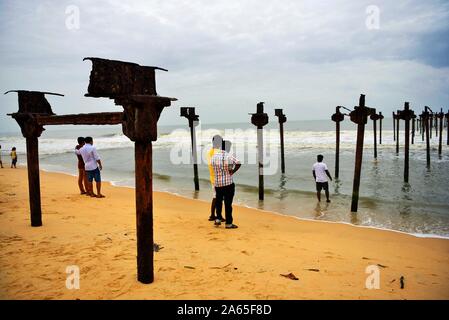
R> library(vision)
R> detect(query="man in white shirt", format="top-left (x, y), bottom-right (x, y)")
top-left (76, 136), bottom-right (105, 198)
top-left (312, 154), bottom-right (332, 203)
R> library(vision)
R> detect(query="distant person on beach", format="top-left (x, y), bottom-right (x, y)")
top-left (0, 145), bottom-right (3, 168)
top-left (75, 137), bottom-right (87, 195)
top-left (207, 135), bottom-right (223, 221)
top-left (211, 139), bottom-right (241, 229)
top-left (312, 154), bottom-right (332, 203)
top-left (10, 147), bottom-right (17, 168)
top-left (76, 137), bottom-right (105, 198)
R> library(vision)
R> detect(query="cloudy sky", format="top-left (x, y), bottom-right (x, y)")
top-left (1, 0), bottom-right (448, 132)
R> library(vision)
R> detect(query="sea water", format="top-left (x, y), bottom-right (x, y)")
top-left (1, 119), bottom-right (448, 237)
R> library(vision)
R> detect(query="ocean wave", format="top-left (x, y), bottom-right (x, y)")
top-left (1, 127), bottom-right (446, 157)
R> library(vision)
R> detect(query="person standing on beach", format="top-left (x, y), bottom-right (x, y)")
top-left (0, 145), bottom-right (4, 168)
top-left (75, 137), bottom-right (87, 195)
top-left (207, 135), bottom-right (223, 221)
top-left (77, 137), bottom-right (105, 198)
top-left (312, 154), bottom-right (332, 203)
top-left (10, 147), bottom-right (17, 168)
top-left (211, 139), bottom-right (241, 229)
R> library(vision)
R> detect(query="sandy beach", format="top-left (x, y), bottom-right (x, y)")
top-left (0, 167), bottom-right (448, 300)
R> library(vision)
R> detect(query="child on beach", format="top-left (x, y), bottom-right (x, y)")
top-left (312, 154), bottom-right (332, 203)
top-left (0, 145), bottom-right (4, 168)
top-left (10, 147), bottom-right (17, 168)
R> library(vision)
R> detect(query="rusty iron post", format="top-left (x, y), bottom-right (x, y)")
top-left (274, 109), bottom-right (287, 174)
top-left (84, 57), bottom-right (175, 284)
top-left (398, 102), bottom-right (415, 183)
top-left (393, 111), bottom-right (396, 141)
top-left (411, 114), bottom-right (416, 145)
top-left (423, 107), bottom-right (432, 168)
top-left (430, 113), bottom-right (433, 139)
top-left (331, 106), bottom-right (345, 179)
top-left (437, 108), bottom-right (444, 156)
top-left (435, 113), bottom-right (438, 137)
top-left (370, 111), bottom-right (381, 159)
top-left (349, 94), bottom-right (375, 212)
top-left (5, 90), bottom-right (64, 227)
top-left (420, 113), bottom-right (425, 142)
top-left (379, 112), bottom-right (384, 145)
top-left (446, 110), bottom-right (449, 145)
top-left (180, 107), bottom-right (200, 190)
top-left (250, 102), bottom-right (269, 200)
top-left (396, 110), bottom-right (400, 154)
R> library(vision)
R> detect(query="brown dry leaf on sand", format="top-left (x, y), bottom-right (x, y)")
top-left (280, 272), bottom-right (299, 280)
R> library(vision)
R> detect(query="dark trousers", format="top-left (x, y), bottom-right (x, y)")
top-left (215, 183), bottom-right (235, 224)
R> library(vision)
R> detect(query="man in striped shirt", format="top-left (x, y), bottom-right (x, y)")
top-left (211, 140), bottom-right (241, 229)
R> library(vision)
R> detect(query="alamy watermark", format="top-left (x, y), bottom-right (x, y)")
top-left (65, 5), bottom-right (80, 30)
top-left (169, 122), bottom-right (280, 175)
top-left (66, 265), bottom-right (80, 289)
top-left (365, 5), bottom-right (380, 30)
top-left (365, 265), bottom-right (380, 289)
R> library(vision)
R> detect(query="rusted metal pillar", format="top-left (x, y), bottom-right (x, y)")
top-left (411, 115), bottom-right (416, 145)
top-left (274, 109), bottom-right (287, 174)
top-left (437, 108), bottom-right (444, 156)
top-left (6, 90), bottom-right (63, 227)
top-left (331, 106), bottom-right (345, 179)
top-left (250, 102), bottom-right (269, 200)
top-left (398, 102), bottom-right (414, 183)
top-left (420, 113), bottom-right (425, 142)
top-left (180, 107), bottom-right (200, 190)
top-left (435, 113), bottom-right (438, 137)
top-left (379, 112), bottom-right (384, 145)
top-left (349, 94), bottom-right (375, 212)
top-left (370, 111), bottom-right (380, 159)
top-left (446, 111), bottom-right (449, 145)
top-left (393, 111), bottom-right (396, 141)
top-left (396, 111), bottom-right (400, 154)
top-left (429, 113), bottom-right (432, 139)
top-left (423, 107), bottom-right (432, 168)
top-left (84, 57), bottom-right (175, 284)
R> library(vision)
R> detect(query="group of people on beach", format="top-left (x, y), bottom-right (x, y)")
top-left (205, 134), bottom-right (333, 229)
top-left (75, 137), bottom-right (105, 198)
top-left (70, 133), bottom-right (332, 224)
top-left (0, 145), bottom-right (17, 169)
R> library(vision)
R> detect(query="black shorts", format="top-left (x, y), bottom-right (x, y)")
top-left (316, 182), bottom-right (329, 192)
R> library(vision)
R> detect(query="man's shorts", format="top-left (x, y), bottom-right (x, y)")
top-left (316, 182), bottom-right (329, 192)
top-left (86, 168), bottom-right (101, 183)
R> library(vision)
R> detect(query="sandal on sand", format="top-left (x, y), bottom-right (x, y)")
top-left (96, 194), bottom-right (105, 198)
top-left (225, 224), bottom-right (238, 229)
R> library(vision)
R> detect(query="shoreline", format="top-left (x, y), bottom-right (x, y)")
top-left (1, 167), bottom-right (449, 299)
top-left (39, 165), bottom-right (449, 240)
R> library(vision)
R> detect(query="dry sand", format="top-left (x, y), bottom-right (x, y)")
top-left (0, 167), bottom-right (448, 299)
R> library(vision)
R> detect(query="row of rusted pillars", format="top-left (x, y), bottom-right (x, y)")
top-left (180, 103), bottom-right (287, 201)
top-left (6, 58), bottom-right (176, 284)
top-left (332, 96), bottom-right (448, 213)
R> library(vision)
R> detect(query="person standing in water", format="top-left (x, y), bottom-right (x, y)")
top-left (312, 154), bottom-right (332, 203)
